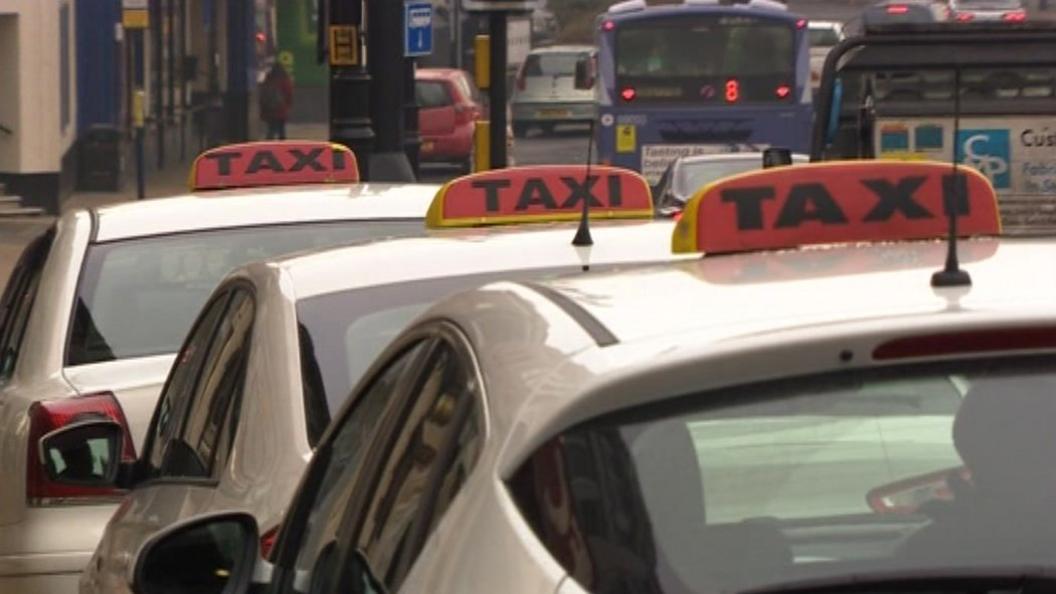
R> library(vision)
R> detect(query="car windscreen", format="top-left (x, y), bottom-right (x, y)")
top-left (509, 356), bottom-right (1056, 593)
top-left (615, 15), bottom-right (795, 103)
top-left (67, 220), bottom-right (423, 366)
top-left (295, 264), bottom-right (635, 446)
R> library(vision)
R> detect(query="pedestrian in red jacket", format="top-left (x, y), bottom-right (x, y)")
top-left (260, 63), bottom-right (294, 139)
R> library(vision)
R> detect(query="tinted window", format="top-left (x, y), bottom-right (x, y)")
top-left (510, 358), bottom-right (1056, 594)
top-left (172, 290), bottom-right (254, 478)
top-left (809, 27), bottom-right (841, 47)
top-left (287, 341), bottom-right (428, 593)
top-left (616, 16), bottom-right (795, 103)
top-left (674, 156), bottom-right (807, 197)
top-left (523, 52), bottom-right (584, 77)
top-left (0, 230), bottom-right (52, 379)
top-left (416, 81), bottom-right (452, 108)
top-left (355, 341), bottom-right (482, 591)
top-left (144, 291), bottom-right (231, 479)
top-left (67, 220), bottom-right (422, 366)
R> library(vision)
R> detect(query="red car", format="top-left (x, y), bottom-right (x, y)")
top-left (416, 68), bottom-right (482, 171)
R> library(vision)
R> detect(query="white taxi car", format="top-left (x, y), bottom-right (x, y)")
top-left (64, 165), bottom-right (685, 593)
top-left (0, 141), bottom-right (436, 594)
top-left (118, 160), bottom-right (1056, 594)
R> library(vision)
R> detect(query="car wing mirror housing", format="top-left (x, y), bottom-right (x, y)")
top-left (39, 419), bottom-right (123, 487)
top-left (133, 512), bottom-right (266, 594)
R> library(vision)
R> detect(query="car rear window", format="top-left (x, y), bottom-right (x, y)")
top-left (295, 264), bottom-right (635, 445)
top-left (509, 356), bottom-right (1056, 593)
top-left (67, 220), bottom-right (423, 366)
top-left (523, 52), bottom-right (585, 77)
top-left (809, 27), bottom-right (841, 47)
top-left (416, 80), bottom-right (452, 108)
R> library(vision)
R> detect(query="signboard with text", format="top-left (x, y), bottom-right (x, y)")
top-left (404, 2), bottom-right (433, 57)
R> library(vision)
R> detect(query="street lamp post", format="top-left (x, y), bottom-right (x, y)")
top-left (327, 0), bottom-right (376, 179)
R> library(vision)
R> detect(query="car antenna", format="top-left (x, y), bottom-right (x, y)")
top-left (572, 118), bottom-right (596, 270)
top-left (931, 64), bottom-right (972, 288)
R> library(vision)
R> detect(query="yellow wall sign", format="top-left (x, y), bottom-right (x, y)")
top-left (616, 124), bottom-right (636, 153)
top-left (329, 25), bottom-right (359, 66)
top-left (122, 9), bottom-right (149, 29)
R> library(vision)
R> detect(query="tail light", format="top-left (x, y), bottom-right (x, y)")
top-left (260, 525), bottom-right (280, 559)
top-left (26, 392), bottom-right (135, 506)
top-left (1002, 10), bottom-right (1026, 21)
top-left (601, 20), bottom-right (616, 32)
top-left (796, 18), bottom-right (808, 29)
top-left (955, 11), bottom-right (974, 20)
top-left (775, 84), bottom-right (792, 99)
top-left (886, 4), bottom-right (909, 13)
top-left (620, 86), bottom-right (636, 102)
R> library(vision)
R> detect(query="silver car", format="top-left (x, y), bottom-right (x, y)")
top-left (654, 152), bottom-right (808, 216)
top-left (947, 0), bottom-right (1027, 21)
top-left (511, 45), bottom-right (598, 137)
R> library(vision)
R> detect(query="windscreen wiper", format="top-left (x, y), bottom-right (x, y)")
top-left (739, 566), bottom-right (1056, 594)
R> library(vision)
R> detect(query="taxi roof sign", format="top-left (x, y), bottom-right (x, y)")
top-left (189, 141), bottom-right (359, 191)
top-left (672, 160), bottom-right (1001, 254)
top-left (426, 165), bottom-right (654, 229)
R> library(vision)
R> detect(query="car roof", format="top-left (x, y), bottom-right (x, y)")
top-left (422, 236), bottom-right (1056, 469)
top-left (88, 183), bottom-right (438, 242)
top-left (528, 44), bottom-right (595, 55)
top-left (267, 219), bottom-right (684, 300)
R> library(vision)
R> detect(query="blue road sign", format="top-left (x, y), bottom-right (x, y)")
top-left (404, 1), bottom-right (433, 57)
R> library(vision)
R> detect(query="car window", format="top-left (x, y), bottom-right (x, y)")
top-left (809, 27), bottom-right (841, 47)
top-left (67, 220), bottom-right (422, 366)
top-left (508, 357), bottom-right (1056, 594)
top-left (284, 341), bottom-right (430, 594)
top-left (523, 52), bottom-right (584, 77)
top-left (352, 339), bottom-right (482, 591)
top-left (416, 81), bottom-right (452, 108)
top-left (0, 229), bottom-right (52, 380)
top-left (167, 289), bottom-right (255, 479)
top-left (143, 290), bottom-right (231, 480)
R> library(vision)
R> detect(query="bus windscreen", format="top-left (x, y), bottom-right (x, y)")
top-left (615, 16), bottom-right (795, 104)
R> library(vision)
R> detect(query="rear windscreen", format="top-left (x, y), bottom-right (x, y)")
top-left (616, 15), bottom-right (796, 103)
top-left (522, 53), bottom-right (585, 77)
top-left (67, 220), bottom-right (423, 366)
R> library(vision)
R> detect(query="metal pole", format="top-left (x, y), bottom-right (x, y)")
top-left (329, 0), bottom-right (376, 179)
top-left (133, 29), bottom-right (146, 200)
top-left (366, 0), bottom-right (414, 180)
top-left (488, 12), bottom-right (507, 169)
top-left (152, 0), bottom-right (164, 169)
top-left (403, 58), bottom-right (421, 176)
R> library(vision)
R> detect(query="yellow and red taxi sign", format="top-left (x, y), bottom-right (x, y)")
top-left (426, 165), bottom-right (653, 228)
top-left (672, 161), bottom-right (1001, 255)
top-left (189, 141), bottom-right (359, 191)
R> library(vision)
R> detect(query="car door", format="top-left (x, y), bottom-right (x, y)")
top-left (269, 339), bottom-right (434, 594)
top-left (328, 325), bottom-right (485, 593)
top-left (86, 286), bottom-right (255, 593)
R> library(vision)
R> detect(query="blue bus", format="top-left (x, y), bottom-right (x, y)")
top-left (594, 0), bottom-right (813, 184)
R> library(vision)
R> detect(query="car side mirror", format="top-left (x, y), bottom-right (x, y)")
top-left (39, 419), bottom-right (123, 487)
top-left (133, 512), bottom-right (265, 594)
top-left (574, 59), bottom-right (594, 90)
top-left (762, 147), bottom-right (794, 168)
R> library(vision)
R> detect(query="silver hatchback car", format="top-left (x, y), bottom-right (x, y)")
top-left (511, 45), bottom-right (598, 137)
